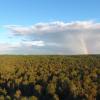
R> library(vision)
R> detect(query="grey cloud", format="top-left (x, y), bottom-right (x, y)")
top-left (4, 21), bottom-right (100, 54)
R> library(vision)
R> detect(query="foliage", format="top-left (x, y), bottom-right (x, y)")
top-left (0, 55), bottom-right (99, 100)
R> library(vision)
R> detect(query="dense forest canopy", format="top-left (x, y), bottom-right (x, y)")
top-left (0, 55), bottom-right (99, 100)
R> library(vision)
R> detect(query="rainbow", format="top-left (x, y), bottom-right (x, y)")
top-left (79, 35), bottom-right (88, 54)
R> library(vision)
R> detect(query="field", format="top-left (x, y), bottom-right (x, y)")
top-left (0, 55), bottom-right (99, 100)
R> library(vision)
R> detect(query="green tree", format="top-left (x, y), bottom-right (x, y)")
top-left (29, 96), bottom-right (38, 100)
top-left (47, 82), bottom-right (56, 95)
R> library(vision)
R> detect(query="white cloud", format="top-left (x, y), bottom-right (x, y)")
top-left (0, 40), bottom-right (45, 54)
top-left (0, 43), bottom-right (12, 53)
top-left (3, 21), bottom-right (100, 54)
top-left (21, 41), bottom-right (45, 47)
top-left (5, 21), bottom-right (100, 35)
top-left (5, 25), bottom-right (33, 35)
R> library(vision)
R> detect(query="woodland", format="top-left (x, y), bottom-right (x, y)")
top-left (0, 55), bottom-right (99, 100)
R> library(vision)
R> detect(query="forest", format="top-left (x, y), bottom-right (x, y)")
top-left (0, 55), bottom-right (99, 100)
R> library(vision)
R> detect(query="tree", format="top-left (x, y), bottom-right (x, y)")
top-left (0, 95), bottom-right (5, 100)
top-left (29, 96), bottom-right (38, 100)
top-left (47, 82), bottom-right (56, 95)
top-left (34, 84), bottom-right (42, 95)
top-left (14, 90), bottom-right (21, 99)
top-left (53, 94), bottom-right (59, 100)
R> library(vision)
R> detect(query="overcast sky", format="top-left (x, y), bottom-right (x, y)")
top-left (0, 0), bottom-right (100, 54)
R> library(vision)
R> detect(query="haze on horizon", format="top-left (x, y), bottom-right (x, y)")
top-left (0, 0), bottom-right (100, 55)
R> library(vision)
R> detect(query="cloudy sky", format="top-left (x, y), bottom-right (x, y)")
top-left (0, 0), bottom-right (100, 54)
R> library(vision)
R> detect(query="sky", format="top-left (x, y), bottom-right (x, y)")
top-left (0, 0), bottom-right (100, 54)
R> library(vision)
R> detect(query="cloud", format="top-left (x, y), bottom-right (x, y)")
top-left (0, 40), bottom-right (45, 54)
top-left (0, 43), bottom-right (12, 53)
top-left (5, 25), bottom-right (33, 35)
top-left (21, 41), bottom-right (45, 47)
top-left (3, 21), bottom-right (100, 54)
top-left (5, 21), bottom-right (100, 35)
